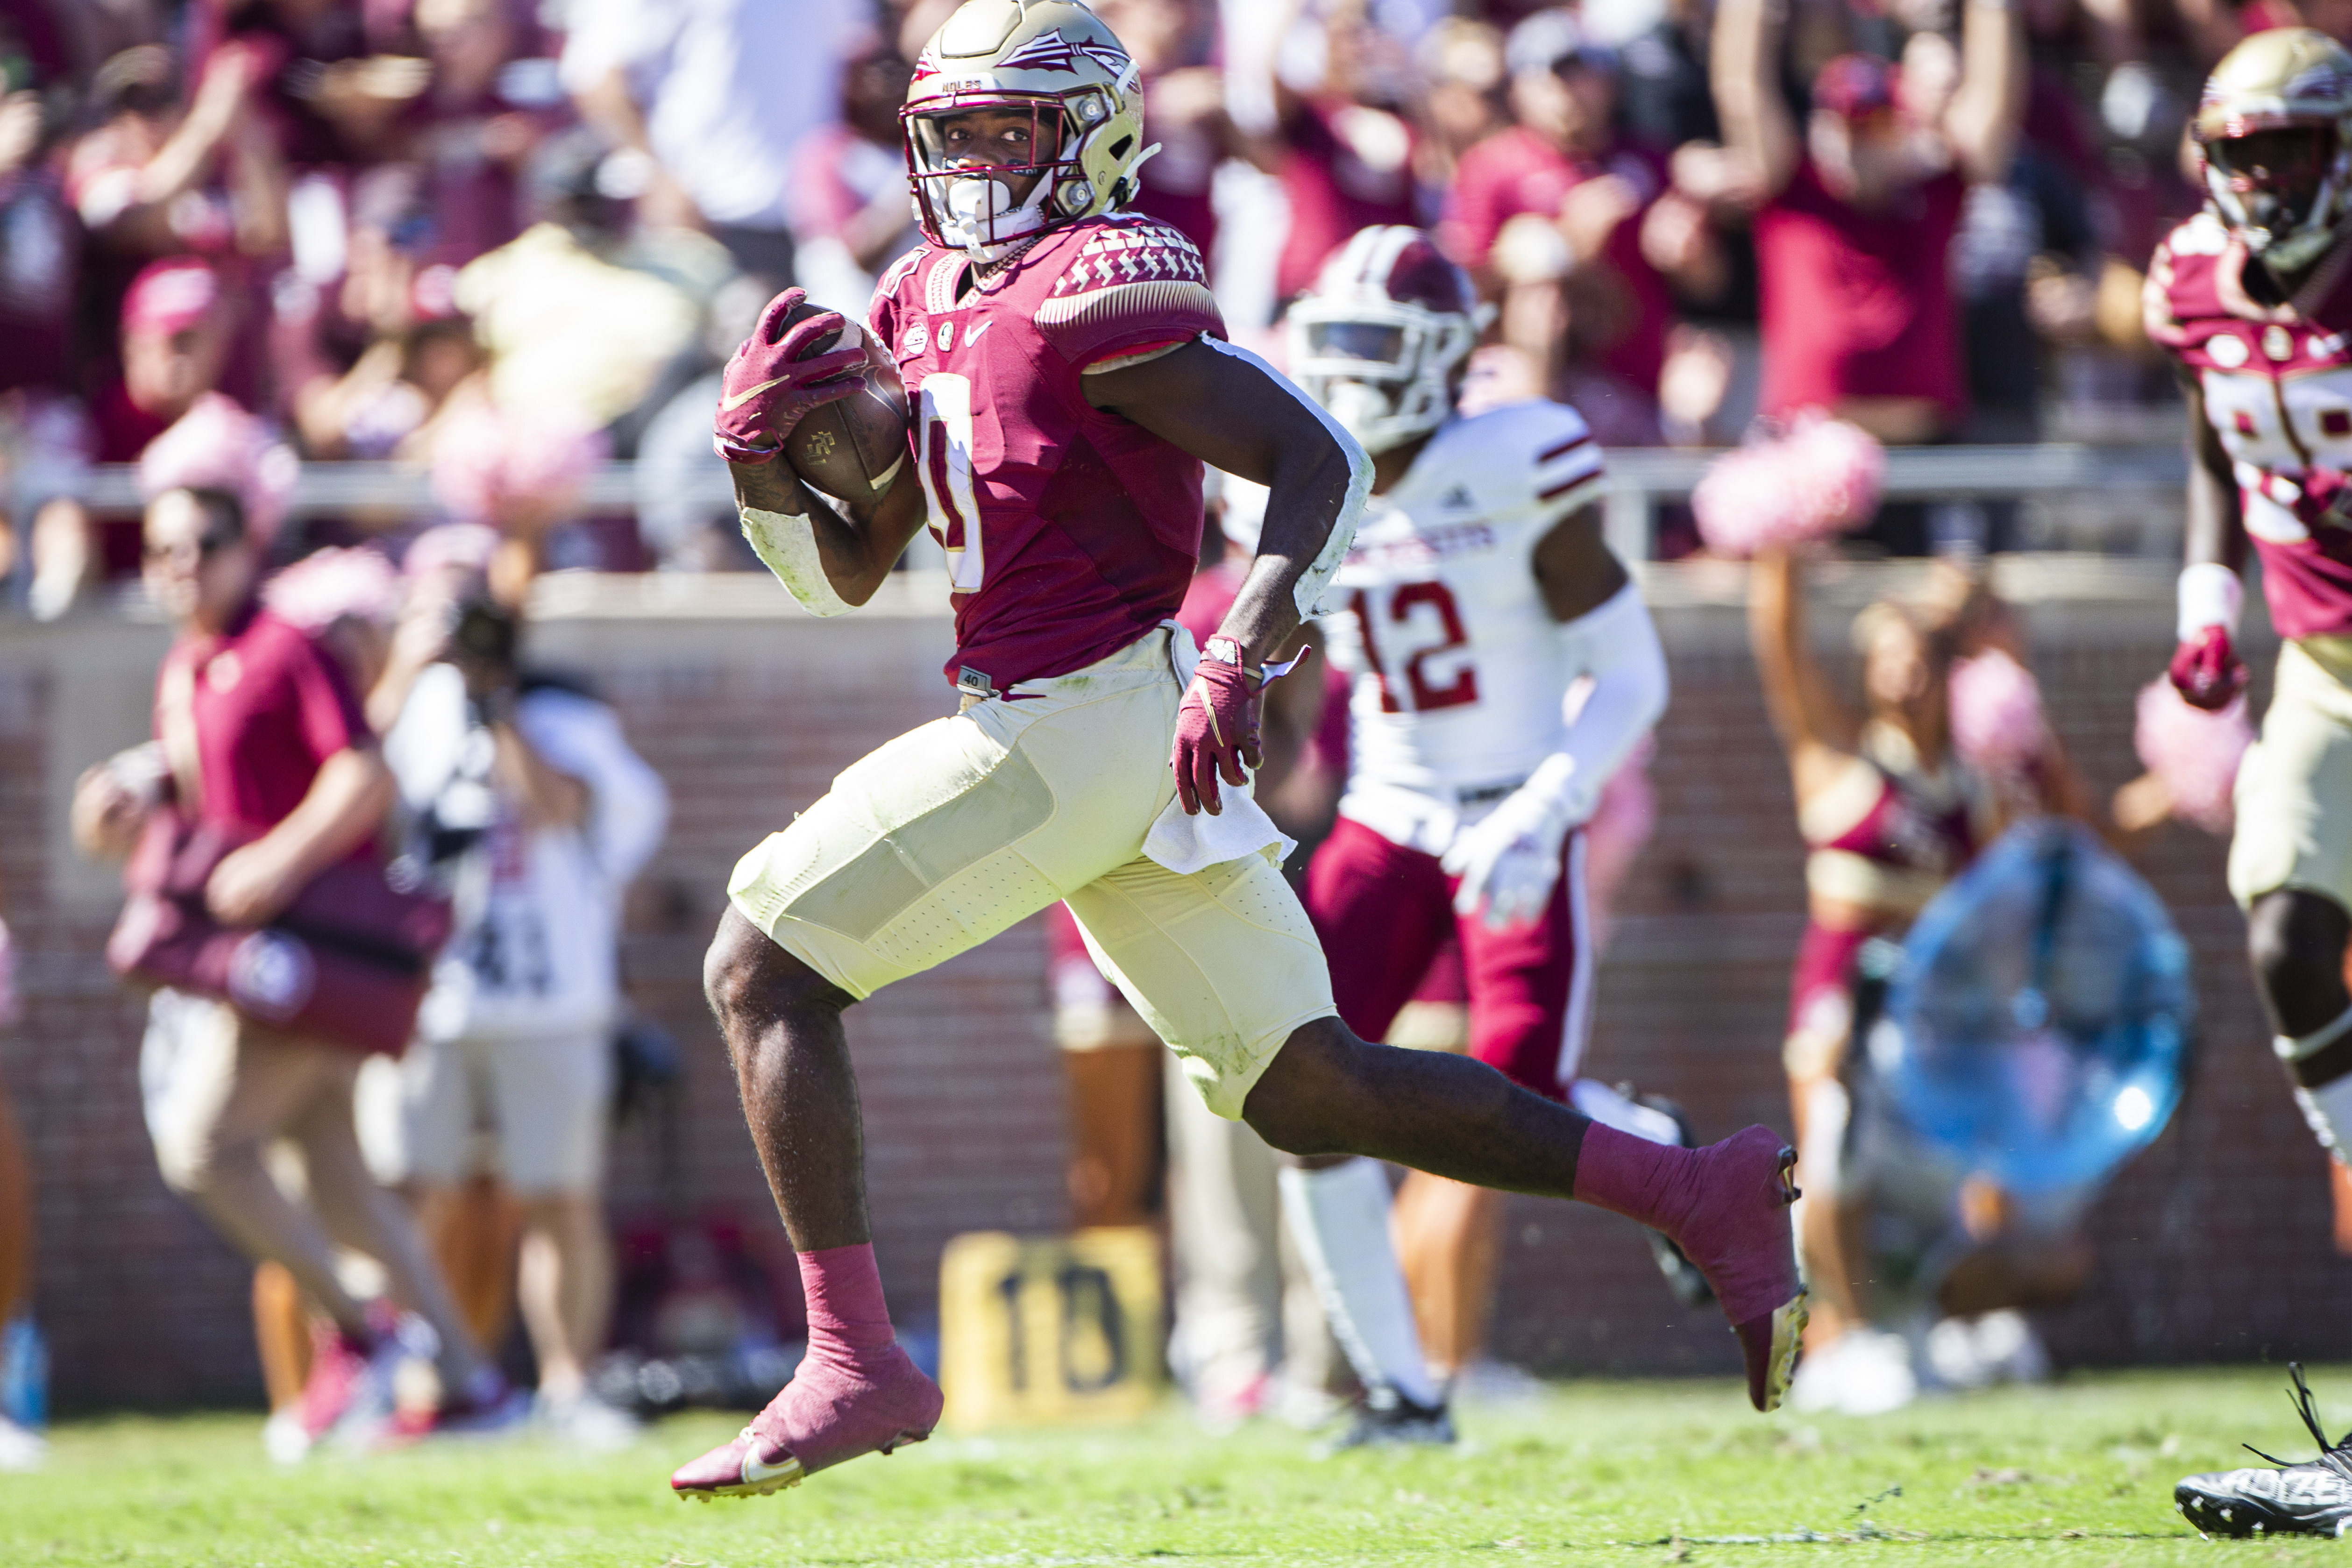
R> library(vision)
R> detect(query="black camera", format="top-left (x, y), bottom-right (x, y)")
top-left (450, 595), bottom-right (520, 671)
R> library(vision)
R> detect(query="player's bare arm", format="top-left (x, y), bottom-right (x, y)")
top-left (1084, 337), bottom-right (1369, 815)
top-left (2170, 375), bottom-right (2253, 709)
top-left (1709, 0), bottom-right (1798, 200)
top-left (1943, 0), bottom-right (2025, 184)
top-left (1747, 546), bottom-right (1863, 803)
top-left (1530, 504), bottom-right (1629, 622)
top-left (1084, 340), bottom-right (1364, 664)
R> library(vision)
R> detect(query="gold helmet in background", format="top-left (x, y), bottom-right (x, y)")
top-left (2193, 28), bottom-right (2352, 274)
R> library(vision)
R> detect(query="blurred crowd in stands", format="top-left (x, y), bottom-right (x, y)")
top-left (0, 0), bottom-right (2280, 608)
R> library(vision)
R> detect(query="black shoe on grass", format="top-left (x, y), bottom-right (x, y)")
top-left (2177, 1364), bottom-right (2352, 1539)
top-left (1320, 1392), bottom-right (1456, 1453)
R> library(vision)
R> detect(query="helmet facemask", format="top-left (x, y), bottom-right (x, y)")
top-left (904, 82), bottom-right (1145, 260)
top-left (2204, 123), bottom-right (2352, 272)
top-left (1286, 297), bottom-right (1475, 455)
top-left (907, 98), bottom-right (1076, 257)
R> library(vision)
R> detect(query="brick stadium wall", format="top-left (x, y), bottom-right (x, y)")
top-left (2, 560), bottom-right (2338, 1409)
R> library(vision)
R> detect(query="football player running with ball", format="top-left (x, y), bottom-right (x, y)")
top-left (669, 0), bottom-right (1803, 1502)
top-left (2150, 29), bottom-right (2352, 1539)
top-left (1273, 227), bottom-right (1692, 1448)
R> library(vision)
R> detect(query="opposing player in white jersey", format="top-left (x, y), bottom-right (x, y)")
top-left (1275, 228), bottom-right (1683, 1444)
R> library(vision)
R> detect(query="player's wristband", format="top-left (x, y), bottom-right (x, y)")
top-left (2177, 561), bottom-right (2244, 641)
top-left (1203, 635), bottom-right (1307, 689)
top-left (714, 433), bottom-right (782, 465)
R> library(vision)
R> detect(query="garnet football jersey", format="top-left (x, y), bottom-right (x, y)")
top-left (2146, 213), bottom-right (2352, 639)
top-left (869, 213), bottom-right (1227, 690)
top-left (1317, 400), bottom-right (1606, 854)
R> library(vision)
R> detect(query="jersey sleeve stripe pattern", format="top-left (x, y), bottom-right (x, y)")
top-left (1037, 280), bottom-right (1222, 347)
top-left (1535, 438), bottom-right (1602, 503)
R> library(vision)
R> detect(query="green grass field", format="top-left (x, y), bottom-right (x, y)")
top-left (4, 1367), bottom-right (2346, 1565)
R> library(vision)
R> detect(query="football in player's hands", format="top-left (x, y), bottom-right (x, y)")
top-left (2168, 624), bottom-right (2247, 711)
top-left (773, 299), bottom-right (911, 502)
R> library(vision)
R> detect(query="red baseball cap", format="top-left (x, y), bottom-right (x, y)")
top-left (121, 257), bottom-right (223, 338)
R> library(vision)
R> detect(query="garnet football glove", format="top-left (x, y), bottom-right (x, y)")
top-left (2168, 626), bottom-right (2247, 711)
top-left (1442, 754), bottom-right (1584, 933)
top-left (1172, 640), bottom-right (1264, 817)
top-left (2169, 561), bottom-right (2246, 712)
top-left (713, 288), bottom-right (868, 465)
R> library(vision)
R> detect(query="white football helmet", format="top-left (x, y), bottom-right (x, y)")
top-left (1286, 227), bottom-right (1482, 455)
top-left (902, 0), bottom-right (1157, 259)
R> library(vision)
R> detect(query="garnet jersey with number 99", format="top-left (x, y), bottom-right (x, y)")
top-left (2146, 210), bottom-right (2352, 639)
top-left (869, 212), bottom-right (1226, 690)
top-left (1317, 400), bottom-right (1606, 850)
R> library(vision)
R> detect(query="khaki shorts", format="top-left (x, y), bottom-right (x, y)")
top-left (361, 1028), bottom-right (613, 1195)
top-left (728, 629), bottom-right (1336, 1118)
top-left (2231, 638), bottom-right (2352, 911)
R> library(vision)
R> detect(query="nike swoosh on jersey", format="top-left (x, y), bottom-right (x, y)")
top-left (964, 319), bottom-right (993, 348)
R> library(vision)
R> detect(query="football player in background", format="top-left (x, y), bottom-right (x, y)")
top-left (1272, 227), bottom-right (1689, 1447)
top-left (2146, 29), bottom-right (2352, 1537)
top-left (669, 0), bottom-right (1805, 1502)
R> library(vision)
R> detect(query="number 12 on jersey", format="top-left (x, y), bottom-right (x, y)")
top-left (916, 372), bottom-right (985, 591)
top-left (1347, 581), bottom-right (1480, 713)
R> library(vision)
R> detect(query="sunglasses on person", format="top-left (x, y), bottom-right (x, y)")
top-left (143, 525), bottom-right (242, 564)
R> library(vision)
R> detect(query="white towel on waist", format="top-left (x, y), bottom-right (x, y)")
top-left (1142, 622), bottom-right (1297, 876)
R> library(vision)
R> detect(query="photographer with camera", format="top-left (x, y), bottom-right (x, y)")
top-left (72, 488), bottom-right (512, 1458)
top-left (364, 525), bottom-right (667, 1447)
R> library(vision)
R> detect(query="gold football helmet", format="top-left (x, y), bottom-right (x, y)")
top-left (2194, 28), bottom-right (2352, 273)
top-left (902, 0), bottom-right (1155, 257)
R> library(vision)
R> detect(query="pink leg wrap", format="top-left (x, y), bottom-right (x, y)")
top-left (1573, 1123), bottom-right (1798, 1327)
top-left (744, 1245), bottom-right (941, 1476)
top-left (1575, 1122), bottom-right (1804, 1410)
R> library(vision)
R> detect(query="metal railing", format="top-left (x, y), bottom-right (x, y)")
top-left (1599, 442), bottom-right (2189, 560)
top-left (85, 440), bottom-right (2194, 562)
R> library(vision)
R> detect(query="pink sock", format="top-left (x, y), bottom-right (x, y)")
top-left (798, 1243), bottom-right (896, 1359)
top-left (1571, 1121), bottom-right (1697, 1231)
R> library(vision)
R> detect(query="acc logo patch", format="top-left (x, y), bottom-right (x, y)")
top-left (905, 321), bottom-right (930, 356)
top-left (227, 930), bottom-right (316, 1021)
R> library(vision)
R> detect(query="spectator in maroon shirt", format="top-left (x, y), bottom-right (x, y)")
top-left (1270, 0), bottom-right (1428, 304)
top-left (71, 484), bottom-right (511, 1453)
top-left (67, 41), bottom-right (289, 268)
top-left (399, 0), bottom-right (562, 267)
top-left (784, 41), bottom-right (920, 315)
top-left (95, 258), bottom-right (241, 463)
top-left (273, 164), bottom-right (484, 462)
top-left (1711, 0), bottom-right (2024, 446)
top-left (1415, 17), bottom-right (1510, 186)
top-left (1096, 0), bottom-right (1271, 266)
top-left (1442, 9), bottom-right (1728, 440)
top-left (30, 258), bottom-right (251, 618)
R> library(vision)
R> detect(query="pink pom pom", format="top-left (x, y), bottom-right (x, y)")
top-left (1948, 650), bottom-right (2047, 773)
top-left (429, 399), bottom-right (610, 527)
top-left (1692, 413), bottom-right (1885, 558)
top-left (1783, 413), bottom-right (1885, 534)
top-left (138, 392), bottom-right (301, 542)
top-left (264, 546), bottom-right (403, 632)
top-left (2134, 678), bottom-right (2253, 835)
